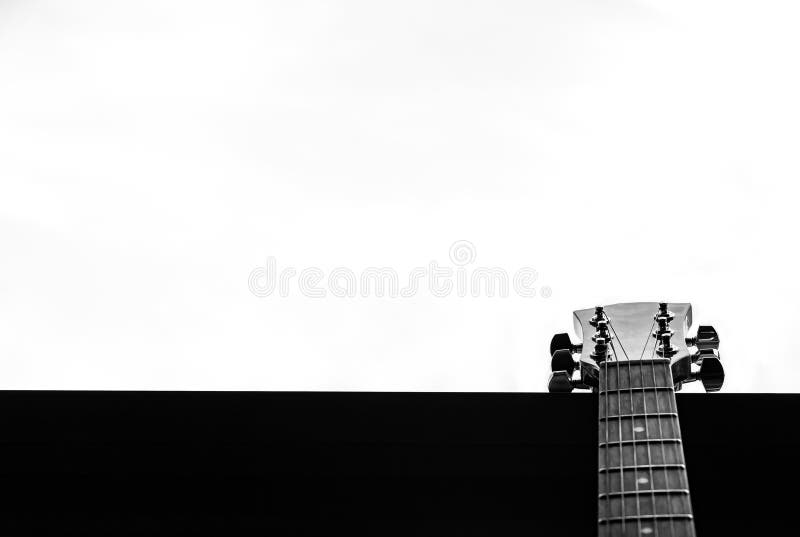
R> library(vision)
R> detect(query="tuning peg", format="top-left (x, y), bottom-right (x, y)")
top-left (689, 349), bottom-right (725, 392)
top-left (551, 349), bottom-right (579, 375)
top-left (686, 325), bottom-right (719, 351)
top-left (548, 370), bottom-right (577, 393)
top-left (550, 333), bottom-right (582, 356)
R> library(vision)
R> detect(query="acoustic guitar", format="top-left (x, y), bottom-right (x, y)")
top-left (548, 302), bottom-right (724, 537)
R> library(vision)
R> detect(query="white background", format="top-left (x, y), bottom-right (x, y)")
top-left (1, 1), bottom-right (798, 392)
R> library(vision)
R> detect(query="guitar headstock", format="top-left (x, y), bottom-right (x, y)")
top-left (548, 302), bottom-right (724, 393)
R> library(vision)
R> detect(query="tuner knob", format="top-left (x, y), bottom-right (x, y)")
top-left (691, 349), bottom-right (725, 392)
top-left (548, 371), bottom-right (576, 393)
top-left (551, 349), bottom-right (578, 375)
top-left (550, 333), bottom-right (582, 356)
top-left (687, 325), bottom-right (719, 351)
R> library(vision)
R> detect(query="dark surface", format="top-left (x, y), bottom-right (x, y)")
top-left (0, 391), bottom-right (794, 536)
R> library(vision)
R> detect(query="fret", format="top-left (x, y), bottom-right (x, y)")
top-left (599, 493), bottom-right (692, 519)
top-left (601, 386), bottom-right (675, 393)
top-left (599, 519), bottom-right (695, 537)
top-left (600, 514), bottom-right (693, 522)
top-left (599, 412), bottom-right (678, 420)
top-left (599, 463), bottom-right (686, 472)
top-left (599, 438), bottom-right (682, 447)
top-left (599, 489), bottom-right (690, 498)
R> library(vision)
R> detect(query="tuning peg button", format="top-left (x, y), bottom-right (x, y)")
top-left (551, 349), bottom-right (579, 375)
top-left (550, 333), bottom-right (582, 357)
top-left (548, 371), bottom-right (576, 393)
top-left (687, 325), bottom-right (719, 351)
top-left (690, 349), bottom-right (725, 392)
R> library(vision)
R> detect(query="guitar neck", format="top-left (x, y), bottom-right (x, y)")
top-left (598, 358), bottom-right (695, 537)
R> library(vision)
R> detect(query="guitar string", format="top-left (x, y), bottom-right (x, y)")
top-left (605, 313), bottom-right (640, 535)
top-left (640, 318), bottom-right (657, 361)
top-left (613, 335), bottom-right (642, 536)
top-left (603, 332), bottom-right (611, 537)
top-left (640, 316), bottom-right (658, 536)
top-left (605, 312), bottom-right (633, 534)
top-left (650, 324), bottom-right (676, 537)
top-left (604, 314), bottom-right (630, 361)
top-left (638, 326), bottom-right (659, 537)
top-left (612, 340), bottom-right (626, 535)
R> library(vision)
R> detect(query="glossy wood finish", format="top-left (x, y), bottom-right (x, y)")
top-left (573, 302), bottom-right (695, 388)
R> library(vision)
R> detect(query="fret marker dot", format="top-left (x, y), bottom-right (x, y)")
top-left (634, 426), bottom-right (645, 433)
top-left (638, 476), bottom-right (649, 484)
top-left (641, 527), bottom-right (653, 535)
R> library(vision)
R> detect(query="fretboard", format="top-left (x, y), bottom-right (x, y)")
top-left (598, 358), bottom-right (695, 537)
